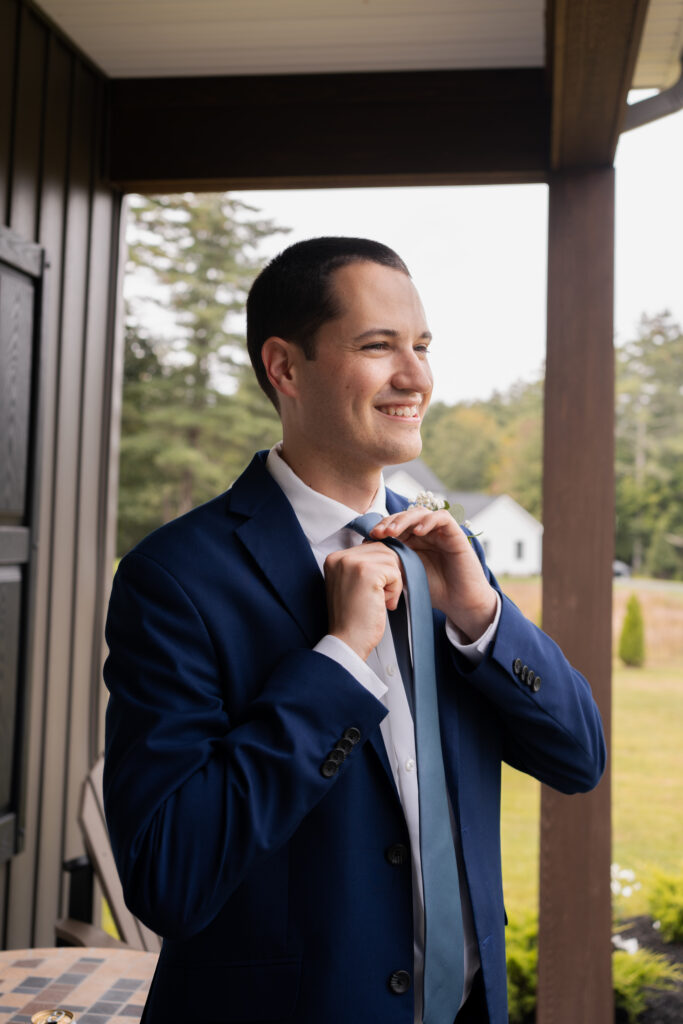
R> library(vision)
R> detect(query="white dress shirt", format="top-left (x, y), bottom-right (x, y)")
top-left (266, 443), bottom-right (501, 1022)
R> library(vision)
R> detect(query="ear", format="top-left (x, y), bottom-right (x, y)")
top-left (261, 336), bottom-right (300, 400)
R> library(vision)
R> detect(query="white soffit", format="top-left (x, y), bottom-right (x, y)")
top-left (34, 0), bottom-right (545, 77)
top-left (633, 0), bottom-right (683, 88)
top-left (34, 0), bottom-right (683, 88)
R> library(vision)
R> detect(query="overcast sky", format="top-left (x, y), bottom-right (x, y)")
top-left (232, 99), bottom-right (683, 405)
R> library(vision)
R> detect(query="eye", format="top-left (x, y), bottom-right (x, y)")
top-left (361, 342), bottom-right (389, 351)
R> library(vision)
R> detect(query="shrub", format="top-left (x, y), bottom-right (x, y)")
top-left (648, 867), bottom-right (683, 944)
top-left (618, 594), bottom-right (645, 667)
top-left (613, 948), bottom-right (683, 1023)
top-left (506, 912), bottom-right (538, 1024)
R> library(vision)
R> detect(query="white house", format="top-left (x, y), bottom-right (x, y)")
top-left (384, 459), bottom-right (543, 577)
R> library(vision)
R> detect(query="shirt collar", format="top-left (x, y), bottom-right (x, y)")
top-left (266, 442), bottom-right (387, 546)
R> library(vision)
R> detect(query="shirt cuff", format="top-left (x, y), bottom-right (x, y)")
top-left (314, 635), bottom-right (388, 701)
top-left (445, 591), bottom-right (502, 665)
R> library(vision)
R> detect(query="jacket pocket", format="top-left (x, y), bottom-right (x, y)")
top-left (163, 957), bottom-right (301, 1021)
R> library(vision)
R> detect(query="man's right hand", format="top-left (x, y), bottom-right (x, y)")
top-left (323, 543), bottom-right (404, 661)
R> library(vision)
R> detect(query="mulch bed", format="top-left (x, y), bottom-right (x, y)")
top-left (615, 915), bottom-right (683, 1023)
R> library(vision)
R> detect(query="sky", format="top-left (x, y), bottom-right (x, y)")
top-left (229, 97), bottom-right (683, 406)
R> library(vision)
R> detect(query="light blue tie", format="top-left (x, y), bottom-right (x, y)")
top-left (349, 513), bottom-right (465, 1024)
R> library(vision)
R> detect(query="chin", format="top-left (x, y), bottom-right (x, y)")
top-left (377, 434), bottom-right (423, 467)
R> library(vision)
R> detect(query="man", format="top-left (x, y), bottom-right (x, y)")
top-left (103, 237), bottom-right (605, 1024)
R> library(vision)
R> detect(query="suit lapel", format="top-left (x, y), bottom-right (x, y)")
top-left (229, 453), bottom-right (328, 647)
top-left (229, 458), bottom-right (412, 801)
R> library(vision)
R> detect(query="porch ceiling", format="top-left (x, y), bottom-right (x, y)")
top-left (32, 0), bottom-right (683, 88)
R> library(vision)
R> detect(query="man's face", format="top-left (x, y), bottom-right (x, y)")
top-left (290, 260), bottom-right (433, 476)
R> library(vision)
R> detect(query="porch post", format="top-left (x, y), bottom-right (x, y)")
top-left (537, 167), bottom-right (615, 1023)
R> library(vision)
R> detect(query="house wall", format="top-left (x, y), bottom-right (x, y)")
top-left (474, 495), bottom-right (543, 577)
top-left (0, 0), bottom-right (123, 947)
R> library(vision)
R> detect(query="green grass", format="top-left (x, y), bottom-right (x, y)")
top-left (501, 646), bottom-right (683, 921)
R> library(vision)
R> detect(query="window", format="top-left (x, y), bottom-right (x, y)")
top-left (515, 540), bottom-right (525, 560)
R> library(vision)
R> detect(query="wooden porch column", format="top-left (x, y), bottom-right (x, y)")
top-left (537, 167), bottom-right (614, 1023)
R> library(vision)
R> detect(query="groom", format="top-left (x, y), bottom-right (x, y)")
top-left (103, 237), bottom-right (606, 1024)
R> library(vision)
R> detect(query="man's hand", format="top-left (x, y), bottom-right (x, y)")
top-left (324, 544), bottom-right (404, 661)
top-left (368, 509), bottom-right (497, 641)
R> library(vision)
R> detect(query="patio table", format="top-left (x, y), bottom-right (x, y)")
top-left (0, 947), bottom-right (157, 1023)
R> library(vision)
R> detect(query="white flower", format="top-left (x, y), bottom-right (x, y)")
top-left (410, 490), bottom-right (449, 512)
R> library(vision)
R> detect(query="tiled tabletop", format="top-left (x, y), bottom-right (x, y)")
top-left (0, 947), bottom-right (158, 1023)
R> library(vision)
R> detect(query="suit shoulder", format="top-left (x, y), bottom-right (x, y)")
top-left (120, 489), bottom-right (242, 579)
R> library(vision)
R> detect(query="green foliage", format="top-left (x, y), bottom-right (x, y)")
top-left (506, 910), bottom-right (683, 1024)
top-left (648, 868), bottom-right (683, 943)
top-left (421, 377), bottom-right (543, 519)
top-left (118, 193), bottom-right (286, 555)
top-left (613, 948), bottom-right (683, 1023)
top-left (618, 594), bottom-right (646, 668)
top-left (506, 912), bottom-right (538, 1024)
top-left (615, 313), bottom-right (683, 577)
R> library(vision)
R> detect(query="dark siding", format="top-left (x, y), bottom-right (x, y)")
top-left (0, 0), bottom-right (19, 225)
top-left (1, 1), bottom-right (123, 948)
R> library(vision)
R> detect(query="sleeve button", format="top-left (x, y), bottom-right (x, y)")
top-left (513, 657), bottom-right (523, 675)
top-left (531, 675), bottom-right (541, 692)
top-left (321, 760), bottom-right (339, 778)
top-left (343, 726), bottom-right (361, 744)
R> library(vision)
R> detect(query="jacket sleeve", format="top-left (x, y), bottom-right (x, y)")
top-left (103, 550), bottom-right (387, 940)
top-left (447, 535), bottom-right (606, 794)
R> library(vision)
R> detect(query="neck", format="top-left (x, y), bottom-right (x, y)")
top-left (279, 443), bottom-right (381, 513)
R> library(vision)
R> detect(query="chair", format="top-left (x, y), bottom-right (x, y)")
top-left (56, 756), bottom-right (161, 952)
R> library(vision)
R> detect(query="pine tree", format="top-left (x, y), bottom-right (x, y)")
top-left (118, 193), bottom-right (286, 555)
top-left (618, 594), bottom-right (645, 668)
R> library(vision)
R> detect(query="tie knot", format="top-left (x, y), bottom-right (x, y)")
top-left (347, 512), bottom-right (384, 540)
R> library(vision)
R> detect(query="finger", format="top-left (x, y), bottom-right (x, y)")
top-left (371, 508), bottom-right (450, 535)
top-left (383, 574), bottom-right (403, 610)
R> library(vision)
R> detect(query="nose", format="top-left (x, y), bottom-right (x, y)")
top-left (391, 347), bottom-right (433, 396)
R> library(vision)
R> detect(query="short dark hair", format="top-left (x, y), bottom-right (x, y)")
top-left (246, 236), bottom-right (410, 407)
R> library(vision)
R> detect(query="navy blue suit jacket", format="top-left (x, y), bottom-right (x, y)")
top-left (103, 451), bottom-right (605, 1024)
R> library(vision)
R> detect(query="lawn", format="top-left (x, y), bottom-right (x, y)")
top-left (498, 576), bottom-right (683, 921)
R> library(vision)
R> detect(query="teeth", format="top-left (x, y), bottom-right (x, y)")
top-left (382, 405), bottom-right (418, 417)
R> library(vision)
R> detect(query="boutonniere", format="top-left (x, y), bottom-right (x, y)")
top-left (409, 491), bottom-right (483, 544)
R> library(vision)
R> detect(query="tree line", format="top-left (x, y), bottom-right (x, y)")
top-left (119, 193), bottom-right (683, 579)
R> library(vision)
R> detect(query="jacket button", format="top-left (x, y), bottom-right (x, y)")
top-left (388, 969), bottom-right (411, 994)
top-left (321, 760), bottom-right (338, 778)
top-left (328, 748), bottom-right (345, 764)
top-left (343, 726), bottom-right (361, 745)
top-left (337, 737), bottom-right (354, 754)
top-left (520, 664), bottom-right (529, 682)
top-left (385, 843), bottom-right (409, 866)
top-left (513, 657), bottom-right (523, 675)
top-left (531, 675), bottom-right (541, 692)
top-left (526, 670), bottom-right (536, 688)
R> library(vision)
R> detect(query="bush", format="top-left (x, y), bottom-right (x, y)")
top-left (618, 594), bottom-right (645, 667)
top-left (648, 868), bottom-right (683, 943)
top-left (506, 912), bottom-right (538, 1024)
top-left (507, 909), bottom-right (683, 1023)
top-left (613, 948), bottom-right (683, 1023)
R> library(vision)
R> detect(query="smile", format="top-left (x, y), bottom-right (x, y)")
top-left (376, 405), bottom-right (421, 419)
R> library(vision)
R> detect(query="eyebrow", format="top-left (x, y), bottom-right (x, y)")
top-left (353, 328), bottom-right (432, 342)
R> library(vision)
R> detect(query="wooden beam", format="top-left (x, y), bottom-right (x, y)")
top-left (105, 68), bottom-right (549, 191)
top-left (547, 0), bottom-right (650, 168)
top-left (538, 167), bottom-right (615, 1023)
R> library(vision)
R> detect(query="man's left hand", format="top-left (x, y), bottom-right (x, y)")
top-left (368, 508), bottom-right (498, 641)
